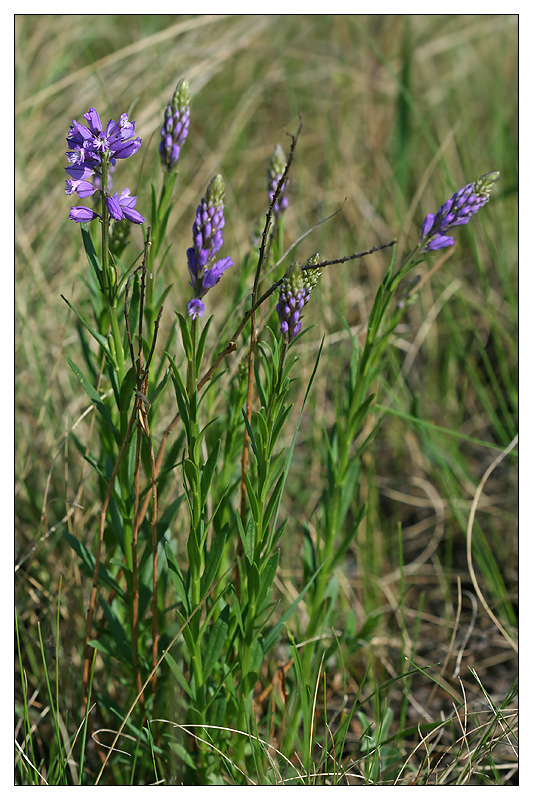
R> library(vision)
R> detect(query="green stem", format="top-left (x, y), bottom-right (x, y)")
top-left (108, 302), bottom-right (126, 386)
top-left (236, 340), bottom-right (288, 752)
top-left (99, 156), bottom-right (126, 384)
top-left (185, 316), bottom-right (207, 725)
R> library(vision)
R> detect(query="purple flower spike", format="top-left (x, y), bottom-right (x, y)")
top-left (186, 175), bottom-right (233, 318)
top-left (419, 171), bottom-right (500, 253)
top-left (276, 254), bottom-right (321, 342)
top-left (160, 78), bottom-right (191, 172)
top-left (268, 143), bottom-right (289, 217)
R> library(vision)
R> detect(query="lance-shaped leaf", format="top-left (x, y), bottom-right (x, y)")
top-left (202, 605), bottom-right (230, 682)
top-left (66, 357), bottom-right (118, 439)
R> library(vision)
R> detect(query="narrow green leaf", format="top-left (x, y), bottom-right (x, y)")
top-left (156, 495), bottom-right (185, 541)
top-left (118, 365), bottom-right (137, 418)
top-left (80, 224), bottom-right (103, 284)
top-left (235, 513), bottom-right (254, 563)
top-left (167, 352), bottom-right (189, 426)
top-left (165, 652), bottom-right (194, 699)
top-left (241, 408), bottom-right (261, 464)
top-left (249, 636), bottom-right (263, 672)
top-left (255, 550), bottom-right (280, 613)
top-left (183, 458), bottom-right (199, 493)
top-left (244, 472), bottom-right (260, 526)
top-left (100, 599), bottom-right (135, 663)
top-left (66, 357), bottom-right (118, 439)
top-left (240, 637), bottom-right (264, 694)
top-left (148, 367), bottom-right (171, 410)
top-left (196, 314), bottom-right (214, 374)
top-left (263, 470), bottom-right (286, 532)
top-left (200, 525), bottom-right (228, 597)
top-left (193, 417), bottom-right (218, 466)
top-left (248, 562), bottom-right (261, 603)
top-left (153, 282), bottom-right (175, 314)
top-left (229, 583), bottom-right (245, 637)
top-left (176, 312), bottom-right (193, 361)
top-left (271, 519), bottom-right (288, 550)
top-left (335, 457), bottom-right (361, 539)
top-left (61, 296), bottom-right (113, 361)
top-left (202, 606), bottom-right (230, 682)
top-left (63, 531), bottom-right (124, 598)
top-left (208, 693), bottom-right (227, 728)
top-left (165, 542), bottom-right (189, 612)
top-left (200, 439), bottom-right (221, 507)
top-left (330, 502), bottom-right (366, 571)
top-left (270, 403), bottom-right (293, 450)
top-left (254, 409), bottom-right (269, 452)
top-left (263, 561), bottom-right (325, 652)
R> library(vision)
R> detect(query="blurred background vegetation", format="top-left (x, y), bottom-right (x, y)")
top-left (15, 14), bottom-right (517, 784)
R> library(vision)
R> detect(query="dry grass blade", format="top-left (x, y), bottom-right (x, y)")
top-left (466, 435), bottom-right (518, 654)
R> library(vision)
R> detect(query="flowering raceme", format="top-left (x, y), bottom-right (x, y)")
top-left (64, 107), bottom-right (144, 224)
top-left (186, 175), bottom-right (233, 319)
top-left (159, 78), bottom-right (191, 173)
top-left (419, 171), bottom-right (500, 253)
top-left (276, 254), bottom-right (321, 342)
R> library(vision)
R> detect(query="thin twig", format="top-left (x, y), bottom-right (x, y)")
top-left (301, 241), bottom-right (396, 270)
top-left (466, 434), bottom-right (518, 654)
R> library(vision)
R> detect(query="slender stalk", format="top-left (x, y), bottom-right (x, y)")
top-left (100, 155), bottom-right (126, 384)
top-left (235, 339), bottom-right (288, 756)
top-left (81, 404), bottom-right (138, 706)
top-left (131, 419), bottom-right (145, 713)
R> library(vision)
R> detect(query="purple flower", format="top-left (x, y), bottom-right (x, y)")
top-left (186, 175), bottom-right (233, 319)
top-left (106, 188), bottom-right (145, 224)
top-left (187, 298), bottom-right (205, 320)
top-left (66, 108), bottom-right (141, 166)
top-left (69, 206), bottom-right (100, 223)
top-left (65, 164), bottom-right (95, 182)
top-left (419, 171), bottom-right (500, 253)
top-left (276, 254), bottom-right (321, 342)
top-left (268, 143), bottom-right (289, 217)
top-left (65, 106), bottom-right (144, 224)
top-left (65, 178), bottom-right (97, 198)
top-left (159, 78), bottom-right (191, 172)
